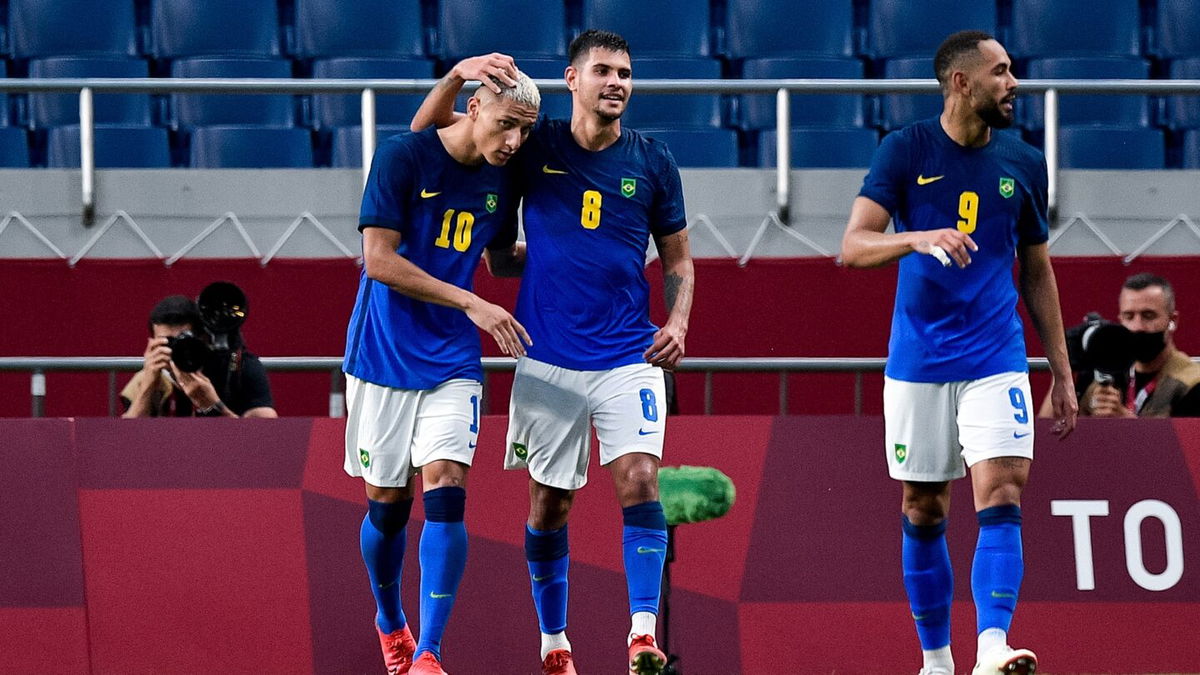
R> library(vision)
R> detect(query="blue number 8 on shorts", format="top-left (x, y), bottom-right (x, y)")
top-left (639, 388), bottom-right (658, 422)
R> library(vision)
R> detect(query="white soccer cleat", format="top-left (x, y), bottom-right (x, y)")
top-left (917, 667), bottom-right (953, 675)
top-left (972, 645), bottom-right (1037, 674)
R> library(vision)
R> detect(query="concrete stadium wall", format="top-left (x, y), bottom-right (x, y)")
top-left (2, 416), bottom-right (1198, 674)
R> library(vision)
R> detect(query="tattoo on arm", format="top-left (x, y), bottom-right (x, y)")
top-left (664, 272), bottom-right (682, 311)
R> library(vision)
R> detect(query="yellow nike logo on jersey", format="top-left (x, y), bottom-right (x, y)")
top-left (420, 189), bottom-right (441, 198)
top-left (916, 175), bottom-right (944, 185)
top-left (542, 165), bottom-right (568, 174)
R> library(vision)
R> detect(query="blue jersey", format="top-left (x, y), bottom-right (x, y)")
top-left (343, 128), bottom-right (519, 390)
top-left (859, 118), bottom-right (1049, 383)
top-left (515, 118), bottom-right (687, 370)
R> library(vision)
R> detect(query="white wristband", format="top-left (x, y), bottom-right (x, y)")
top-left (928, 244), bottom-right (952, 267)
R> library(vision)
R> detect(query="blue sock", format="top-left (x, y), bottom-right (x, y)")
top-left (361, 498), bottom-right (413, 635)
top-left (416, 487), bottom-right (468, 661)
top-left (526, 524), bottom-right (569, 634)
top-left (973, 505), bottom-right (1024, 634)
top-left (901, 514), bottom-right (953, 650)
top-left (622, 501), bottom-right (668, 616)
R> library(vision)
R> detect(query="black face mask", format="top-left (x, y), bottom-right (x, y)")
top-left (1130, 330), bottom-right (1167, 363)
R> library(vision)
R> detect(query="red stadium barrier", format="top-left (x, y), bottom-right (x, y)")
top-left (1, 416), bottom-right (1198, 673)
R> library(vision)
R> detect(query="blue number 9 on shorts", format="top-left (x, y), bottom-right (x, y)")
top-left (1008, 387), bottom-right (1028, 424)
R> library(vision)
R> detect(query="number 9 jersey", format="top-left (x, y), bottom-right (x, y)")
top-left (858, 118), bottom-right (1050, 383)
top-left (514, 118), bottom-right (687, 371)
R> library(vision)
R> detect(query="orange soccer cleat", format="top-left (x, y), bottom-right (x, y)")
top-left (377, 625), bottom-right (417, 675)
top-left (409, 651), bottom-right (449, 675)
top-left (627, 634), bottom-right (667, 675)
top-left (541, 648), bottom-right (578, 675)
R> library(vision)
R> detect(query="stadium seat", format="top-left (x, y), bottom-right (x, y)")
top-left (757, 128), bottom-right (878, 168)
top-left (581, 0), bottom-right (710, 57)
top-left (726, 0), bottom-right (855, 60)
top-left (1182, 130), bottom-right (1200, 168)
top-left (294, 0), bottom-right (425, 59)
top-left (310, 58), bottom-right (433, 130)
top-left (27, 57), bottom-right (152, 129)
top-left (867, 0), bottom-right (997, 60)
top-left (0, 127), bottom-right (31, 167)
top-left (1009, 0), bottom-right (1140, 59)
top-left (330, 125), bottom-right (410, 168)
top-left (1165, 58), bottom-right (1200, 129)
top-left (150, 0), bottom-right (281, 59)
top-left (1155, 0), bottom-right (1200, 59)
top-left (438, 0), bottom-right (566, 61)
top-left (638, 128), bottom-right (739, 167)
top-left (0, 60), bottom-right (9, 127)
top-left (510, 58), bottom-right (572, 120)
top-left (1022, 57), bottom-right (1151, 129)
top-left (170, 58), bottom-right (295, 128)
top-left (737, 57), bottom-right (865, 130)
top-left (621, 58), bottom-right (722, 129)
top-left (189, 126), bottom-right (314, 168)
top-left (877, 57), bottom-right (942, 131)
top-left (8, 0), bottom-right (138, 58)
top-left (45, 125), bottom-right (171, 168)
top-left (1043, 127), bottom-right (1165, 169)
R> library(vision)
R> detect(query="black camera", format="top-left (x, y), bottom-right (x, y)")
top-left (1064, 312), bottom-right (1136, 395)
top-left (168, 281), bottom-right (249, 372)
top-left (166, 331), bottom-right (210, 373)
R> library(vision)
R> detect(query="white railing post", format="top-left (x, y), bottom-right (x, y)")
top-left (361, 88), bottom-right (377, 187)
top-left (775, 88), bottom-right (791, 224)
top-left (79, 87), bottom-right (96, 226)
top-left (1045, 88), bottom-right (1059, 224)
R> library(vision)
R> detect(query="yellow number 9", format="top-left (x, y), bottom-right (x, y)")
top-left (581, 190), bottom-right (602, 230)
top-left (957, 191), bottom-right (979, 234)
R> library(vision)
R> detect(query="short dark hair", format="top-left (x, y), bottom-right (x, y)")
top-left (1123, 272), bottom-right (1176, 313)
top-left (148, 295), bottom-right (200, 334)
top-left (568, 29), bottom-right (629, 66)
top-left (934, 30), bottom-right (996, 91)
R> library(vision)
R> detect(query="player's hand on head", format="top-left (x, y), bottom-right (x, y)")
top-left (913, 229), bottom-right (978, 268)
top-left (466, 297), bottom-right (531, 357)
top-left (452, 53), bottom-right (519, 93)
top-left (644, 324), bottom-right (686, 370)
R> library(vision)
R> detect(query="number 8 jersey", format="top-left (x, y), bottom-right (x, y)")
top-left (514, 118), bottom-right (687, 371)
top-left (858, 118), bottom-right (1050, 383)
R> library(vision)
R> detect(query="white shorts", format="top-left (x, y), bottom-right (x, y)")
top-left (883, 371), bottom-right (1034, 482)
top-left (344, 375), bottom-right (481, 488)
top-left (504, 357), bottom-right (667, 491)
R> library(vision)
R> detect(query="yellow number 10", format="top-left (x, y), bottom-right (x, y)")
top-left (435, 209), bottom-right (474, 252)
top-left (581, 190), bottom-right (602, 230)
top-left (957, 191), bottom-right (979, 233)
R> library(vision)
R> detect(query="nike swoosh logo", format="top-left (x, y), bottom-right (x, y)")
top-left (532, 574), bottom-right (554, 582)
top-left (429, 592), bottom-right (453, 599)
top-left (1013, 432), bottom-right (1031, 439)
top-left (636, 546), bottom-right (666, 554)
top-left (542, 165), bottom-right (568, 174)
top-left (468, 442), bottom-right (477, 449)
top-left (420, 189), bottom-right (441, 198)
top-left (911, 612), bottom-right (928, 621)
top-left (991, 590), bottom-right (1016, 599)
top-left (637, 429), bottom-right (658, 436)
top-left (378, 580), bottom-right (398, 590)
top-left (916, 175), bottom-right (944, 185)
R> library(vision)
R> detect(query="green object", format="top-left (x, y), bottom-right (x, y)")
top-left (658, 465), bottom-right (736, 526)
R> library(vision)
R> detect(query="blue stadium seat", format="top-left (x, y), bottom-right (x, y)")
top-left (867, 0), bottom-right (997, 60)
top-left (151, 0), bottom-right (281, 59)
top-left (1166, 58), bottom-right (1200, 129)
top-left (582, 0), bottom-right (710, 57)
top-left (45, 125), bottom-right (171, 168)
top-left (189, 126), bottom-right (314, 168)
top-left (877, 57), bottom-right (942, 131)
top-left (1022, 57), bottom-right (1151, 129)
top-left (0, 60), bottom-right (9, 127)
top-left (310, 58), bottom-right (432, 130)
top-left (330, 125), bottom-right (410, 168)
top-left (295, 0), bottom-right (425, 59)
top-left (1044, 127), bottom-right (1165, 169)
top-left (1183, 130), bottom-right (1200, 168)
top-left (510, 58), bottom-right (572, 120)
top-left (0, 127), bottom-right (30, 167)
top-left (1155, 0), bottom-right (1200, 59)
top-left (737, 57), bottom-right (865, 129)
top-left (757, 128), bottom-right (878, 168)
top-left (726, 0), bottom-right (855, 60)
top-left (170, 58), bottom-right (295, 128)
top-left (8, 0), bottom-right (138, 58)
top-left (1009, 0), bottom-right (1140, 59)
top-left (438, 0), bottom-right (566, 61)
top-left (27, 57), bottom-right (152, 129)
top-left (621, 58), bottom-right (722, 129)
top-left (639, 128), bottom-right (739, 167)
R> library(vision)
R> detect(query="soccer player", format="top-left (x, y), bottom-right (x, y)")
top-left (412, 30), bottom-right (694, 675)
top-left (840, 31), bottom-right (1078, 675)
top-left (342, 73), bottom-right (540, 675)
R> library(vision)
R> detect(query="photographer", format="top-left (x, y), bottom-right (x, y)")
top-left (1041, 273), bottom-right (1200, 418)
top-left (121, 288), bottom-right (276, 418)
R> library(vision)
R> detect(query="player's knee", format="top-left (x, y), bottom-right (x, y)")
top-left (422, 460), bottom-right (468, 489)
top-left (367, 497), bottom-right (413, 536)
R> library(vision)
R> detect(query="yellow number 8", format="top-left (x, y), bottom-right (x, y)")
top-left (957, 191), bottom-right (979, 234)
top-left (581, 190), bottom-right (602, 230)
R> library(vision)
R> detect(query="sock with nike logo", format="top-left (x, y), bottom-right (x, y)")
top-left (902, 514), bottom-right (953, 651)
top-left (622, 501), bottom-right (668, 617)
top-left (417, 486), bottom-right (467, 661)
top-left (972, 505), bottom-right (1023, 635)
top-left (362, 497), bottom-right (413, 635)
top-left (526, 523), bottom-right (569, 636)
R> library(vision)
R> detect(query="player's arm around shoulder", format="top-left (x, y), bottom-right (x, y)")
top-left (411, 53), bottom-right (519, 132)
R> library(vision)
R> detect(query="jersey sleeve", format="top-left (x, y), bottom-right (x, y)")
top-left (359, 138), bottom-right (415, 233)
top-left (1017, 153), bottom-right (1050, 246)
top-left (650, 143), bottom-right (687, 237)
top-left (858, 130), bottom-right (911, 215)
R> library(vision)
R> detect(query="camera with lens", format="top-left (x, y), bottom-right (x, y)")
top-left (168, 281), bottom-right (249, 372)
top-left (1064, 312), bottom-right (1136, 396)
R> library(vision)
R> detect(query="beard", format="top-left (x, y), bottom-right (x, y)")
top-left (977, 98), bottom-right (1014, 129)
top-left (595, 104), bottom-right (624, 122)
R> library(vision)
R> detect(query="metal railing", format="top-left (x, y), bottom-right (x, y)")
top-left (3, 77), bottom-right (1200, 226)
top-left (0, 355), bottom-right (1058, 418)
